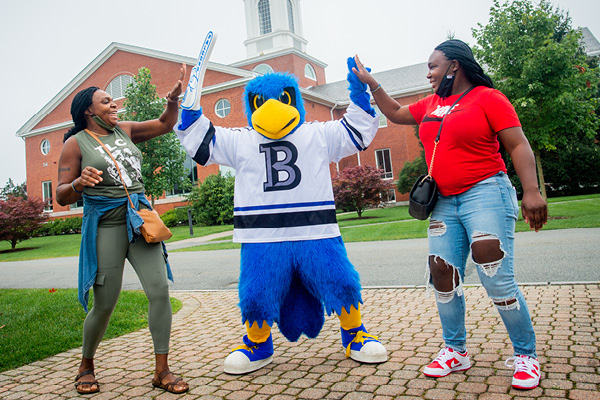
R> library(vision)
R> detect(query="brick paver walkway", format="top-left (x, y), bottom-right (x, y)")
top-left (1, 284), bottom-right (599, 399)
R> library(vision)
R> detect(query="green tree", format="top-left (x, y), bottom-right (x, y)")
top-left (187, 171), bottom-right (235, 226)
top-left (1, 179), bottom-right (27, 200)
top-left (122, 67), bottom-right (190, 206)
top-left (397, 127), bottom-right (427, 194)
top-left (472, 0), bottom-right (600, 198)
top-left (541, 134), bottom-right (600, 195)
top-left (397, 151), bottom-right (427, 194)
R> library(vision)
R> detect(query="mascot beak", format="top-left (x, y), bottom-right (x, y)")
top-left (251, 99), bottom-right (300, 140)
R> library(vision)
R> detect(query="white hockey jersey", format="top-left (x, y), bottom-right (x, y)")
top-left (175, 103), bottom-right (379, 243)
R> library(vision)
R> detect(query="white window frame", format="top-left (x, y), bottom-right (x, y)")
top-left (70, 198), bottom-right (84, 210)
top-left (42, 180), bottom-right (53, 212)
top-left (258, 0), bottom-right (272, 34)
top-left (375, 148), bottom-right (393, 180)
top-left (382, 188), bottom-right (396, 203)
top-left (167, 148), bottom-right (198, 197)
top-left (215, 98), bottom-right (231, 118)
top-left (253, 63), bottom-right (274, 75)
top-left (40, 139), bottom-right (50, 155)
top-left (106, 74), bottom-right (134, 100)
top-left (304, 63), bottom-right (316, 81)
top-left (287, 0), bottom-right (295, 33)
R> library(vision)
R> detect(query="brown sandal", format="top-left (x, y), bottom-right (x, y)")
top-left (74, 369), bottom-right (99, 394)
top-left (151, 369), bottom-right (189, 394)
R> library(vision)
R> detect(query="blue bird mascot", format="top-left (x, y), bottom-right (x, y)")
top-left (175, 57), bottom-right (387, 374)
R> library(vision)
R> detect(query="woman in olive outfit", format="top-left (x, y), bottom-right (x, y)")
top-left (351, 40), bottom-right (547, 390)
top-left (56, 64), bottom-right (189, 395)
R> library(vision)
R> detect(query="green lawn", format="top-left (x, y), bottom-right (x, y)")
top-left (0, 289), bottom-right (182, 373)
top-left (2, 194), bottom-right (599, 259)
top-left (541, 195), bottom-right (600, 229)
top-left (167, 223), bottom-right (233, 242)
top-left (0, 223), bottom-right (234, 262)
top-left (171, 194), bottom-right (600, 251)
top-left (0, 234), bottom-right (82, 262)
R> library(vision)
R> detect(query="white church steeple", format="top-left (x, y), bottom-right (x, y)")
top-left (243, 0), bottom-right (308, 58)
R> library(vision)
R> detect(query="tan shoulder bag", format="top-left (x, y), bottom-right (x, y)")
top-left (85, 129), bottom-right (172, 243)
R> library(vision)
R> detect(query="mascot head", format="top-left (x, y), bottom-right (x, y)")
top-left (243, 73), bottom-right (306, 140)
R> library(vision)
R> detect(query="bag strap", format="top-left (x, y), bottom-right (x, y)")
top-left (85, 129), bottom-right (136, 210)
top-left (426, 86), bottom-right (475, 178)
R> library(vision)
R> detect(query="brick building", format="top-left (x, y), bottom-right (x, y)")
top-left (16, 0), bottom-right (430, 218)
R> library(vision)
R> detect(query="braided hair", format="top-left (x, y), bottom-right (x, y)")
top-left (434, 40), bottom-right (494, 89)
top-left (63, 86), bottom-right (100, 142)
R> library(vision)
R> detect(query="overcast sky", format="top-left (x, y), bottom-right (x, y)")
top-left (1, 0), bottom-right (598, 189)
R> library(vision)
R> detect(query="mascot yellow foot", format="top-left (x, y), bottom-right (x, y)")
top-left (339, 305), bottom-right (387, 364)
top-left (224, 305), bottom-right (386, 375)
top-left (341, 325), bottom-right (387, 363)
top-left (224, 321), bottom-right (274, 375)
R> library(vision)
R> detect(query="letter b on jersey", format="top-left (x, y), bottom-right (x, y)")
top-left (260, 142), bottom-right (301, 192)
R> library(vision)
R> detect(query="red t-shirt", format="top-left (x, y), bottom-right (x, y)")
top-left (409, 86), bottom-right (521, 195)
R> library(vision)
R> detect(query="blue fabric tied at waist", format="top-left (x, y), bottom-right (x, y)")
top-left (78, 193), bottom-right (173, 312)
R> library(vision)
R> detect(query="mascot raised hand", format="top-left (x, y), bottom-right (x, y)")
top-left (175, 57), bottom-right (387, 374)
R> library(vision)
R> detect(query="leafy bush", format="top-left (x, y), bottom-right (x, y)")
top-left (160, 209), bottom-right (180, 228)
top-left (397, 126), bottom-right (427, 194)
top-left (0, 196), bottom-right (47, 250)
top-left (174, 207), bottom-right (193, 224)
top-left (160, 207), bottom-right (193, 228)
top-left (396, 150), bottom-right (428, 194)
top-left (35, 217), bottom-right (82, 236)
top-left (332, 165), bottom-right (393, 218)
top-left (187, 172), bottom-right (235, 226)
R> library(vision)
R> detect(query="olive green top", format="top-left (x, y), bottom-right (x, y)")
top-left (75, 126), bottom-right (145, 198)
top-left (75, 127), bottom-right (146, 226)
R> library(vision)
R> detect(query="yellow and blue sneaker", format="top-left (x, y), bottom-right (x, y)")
top-left (223, 334), bottom-right (274, 375)
top-left (341, 324), bottom-right (387, 363)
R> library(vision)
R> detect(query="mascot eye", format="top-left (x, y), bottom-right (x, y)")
top-left (253, 95), bottom-right (266, 110)
top-left (279, 90), bottom-right (292, 105)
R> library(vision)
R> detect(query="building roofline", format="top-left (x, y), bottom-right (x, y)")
top-left (18, 76), bottom-right (258, 139)
top-left (230, 47), bottom-right (328, 69)
top-left (16, 42), bottom-right (255, 138)
top-left (17, 42), bottom-right (431, 139)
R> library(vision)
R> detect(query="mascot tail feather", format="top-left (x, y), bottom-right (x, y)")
top-left (278, 272), bottom-right (325, 342)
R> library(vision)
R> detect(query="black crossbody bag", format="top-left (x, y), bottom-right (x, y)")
top-left (409, 87), bottom-right (474, 220)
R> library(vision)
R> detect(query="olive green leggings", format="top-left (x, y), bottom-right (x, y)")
top-left (82, 223), bottom-right (172, 358)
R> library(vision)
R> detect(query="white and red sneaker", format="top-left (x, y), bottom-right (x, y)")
top-left (505, 355), bottom-right (540, 389)
top-left (423, 347), bottom-right (471, 377)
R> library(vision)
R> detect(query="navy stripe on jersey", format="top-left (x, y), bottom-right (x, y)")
top-left (341, 117), bottom-right (366, 151)
top-left (234, 209), bottom-right (337, 229)
top-left (234, 200), bottom-right (335, 212)
top-left (192, 122), bottom-right (216, 166)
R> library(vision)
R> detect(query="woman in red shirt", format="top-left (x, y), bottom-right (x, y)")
top-left (352, 40), bottom-right (547, 390)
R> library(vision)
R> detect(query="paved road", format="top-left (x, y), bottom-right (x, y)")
top-left (1, 228), bottom-right (598, 290)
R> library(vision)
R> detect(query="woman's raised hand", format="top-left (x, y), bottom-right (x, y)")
top-left (352, 55), bottom-right (378, 88)
top-left (167, 63), bottom-right (187, 101)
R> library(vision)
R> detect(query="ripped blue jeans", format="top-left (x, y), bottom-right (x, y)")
top-left (427, 172), bottom-right (536, 357)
